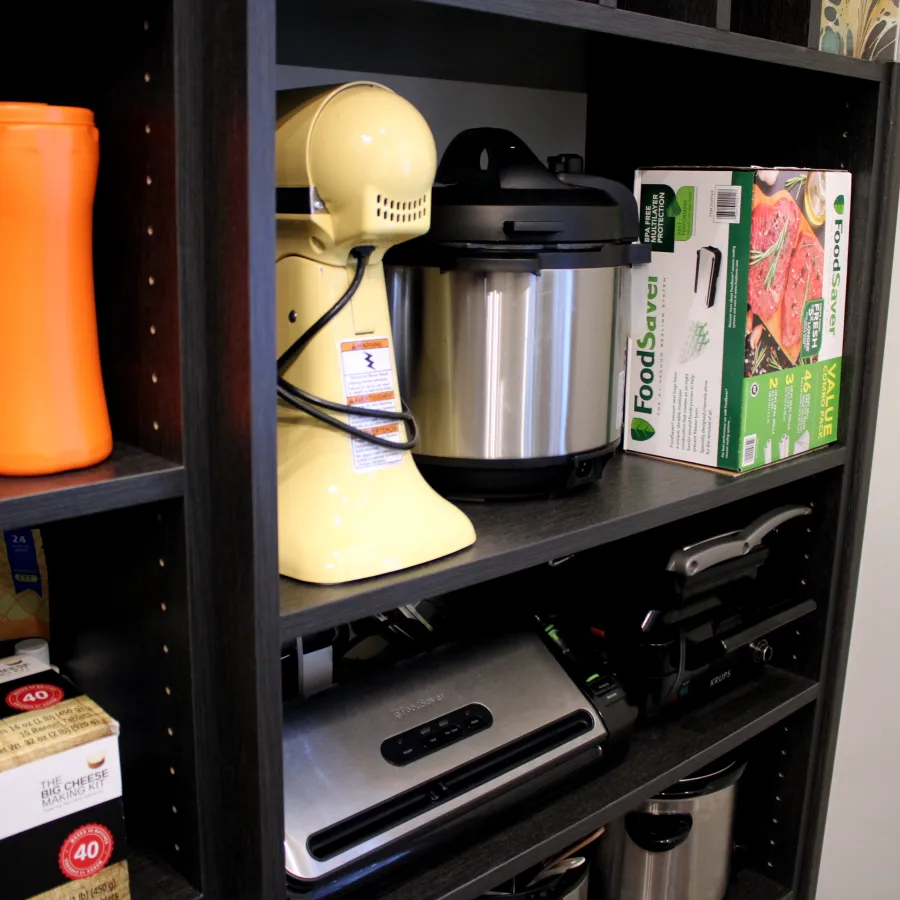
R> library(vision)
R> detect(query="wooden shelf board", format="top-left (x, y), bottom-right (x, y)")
top-left (728, 867), bottom-right (794, 900)
top-left (281, 446), bottom-right (845, 638)
top-left (413, 0), bottom-right (882, 80)
top-left (355, 668), bottom-right (817, 900)
top-left (0, 443), bottom-right (184, 530)
top-left (129, 851), bottom-right (200, 900)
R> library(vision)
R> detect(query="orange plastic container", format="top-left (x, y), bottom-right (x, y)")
top-left (0, 103), bottom-right (112, 475)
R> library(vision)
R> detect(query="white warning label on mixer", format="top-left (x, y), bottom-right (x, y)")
top-left (340, 337), bottom-right (404, 472)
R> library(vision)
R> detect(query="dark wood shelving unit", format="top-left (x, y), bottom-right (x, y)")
top-left (281, 447), bottom-right (846, 638)
top-left (0, 443), bottom-right (184, 531)
top-left (359, 670), bottom-right (815, 900)
top-left (4, 0), bottom-right (895, 899)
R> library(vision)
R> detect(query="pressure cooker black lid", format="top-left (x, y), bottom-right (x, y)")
top-left (387, 128), bottom-right (649, 270)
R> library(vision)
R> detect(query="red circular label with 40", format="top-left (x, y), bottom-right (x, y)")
top-left (59, 824), bottom-right (115, 879)
top-left (5, 683), bottom-right (64, 711)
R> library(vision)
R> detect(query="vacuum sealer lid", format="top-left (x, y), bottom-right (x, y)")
top-left (282, 632), bottom-right (605, 882)
top-left (387, 128), bottom-right (649, 269)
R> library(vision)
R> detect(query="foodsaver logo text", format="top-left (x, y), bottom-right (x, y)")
top-left (630, 276), bottom-right (658, 442)
top-left (393, 693), bottom-right (444, 720)
top-left (830, 217), bottom-right (844, 335)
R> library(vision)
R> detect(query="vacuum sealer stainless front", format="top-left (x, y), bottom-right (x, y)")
top-left (283, 632), bottom-right (605, 881)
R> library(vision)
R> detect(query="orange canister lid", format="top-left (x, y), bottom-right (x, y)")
top-left (0, 102), bottom-right (95, 125)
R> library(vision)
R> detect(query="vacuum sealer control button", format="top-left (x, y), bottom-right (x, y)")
top-left (381, 704), bottom-right (493, 765)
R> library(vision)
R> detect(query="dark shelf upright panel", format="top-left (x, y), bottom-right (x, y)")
top-left (174, 0), bottom-right (284, 897)
top-left (796, 64), bottom-right (900, 900)
top-left (6, 1), bottom-right (206, 891)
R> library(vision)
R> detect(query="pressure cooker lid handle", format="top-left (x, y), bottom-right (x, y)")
top-left (437, 128), bottom-right (571, 190)
top-left (624, 812), bottom-right (693, 853)
top-left (556, 172), bottom-right (641, 239)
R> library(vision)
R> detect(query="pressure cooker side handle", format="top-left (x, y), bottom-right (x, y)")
top-left (448, 256), bottom-right (542, 274)
top-left (624, 812), bottom-right (693, 853)
top-left (556, 172), bottom-right (640, 238)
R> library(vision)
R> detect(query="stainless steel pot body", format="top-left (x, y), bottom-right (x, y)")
top-left (386, 265), bottom-right (624, 461)
top-left (597, 782), bottom-right (739, 900)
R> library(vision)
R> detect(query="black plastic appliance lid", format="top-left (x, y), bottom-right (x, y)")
top-left (418, 128), bottom-right (640, 245)
top-left (655, 757), bottom-right (747, 799)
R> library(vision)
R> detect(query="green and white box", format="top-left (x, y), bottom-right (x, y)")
top-left (624, 167), bottom-right (851, 472)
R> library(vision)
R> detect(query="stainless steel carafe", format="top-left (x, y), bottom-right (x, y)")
top-left (597, 759), bottom-right (745, 900)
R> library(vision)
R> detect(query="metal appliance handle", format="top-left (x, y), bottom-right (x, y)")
top-left (666, 505), bottom-right (812, 577)
top-left (624, 812), bottom-right (693, 853)
top-left (451, 256), bottom-right (542, 274)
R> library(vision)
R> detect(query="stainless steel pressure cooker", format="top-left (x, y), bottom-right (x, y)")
top-left (386, 128), bottom-right (648, 499)
top-left (596, 758), bottom-right (746, 900)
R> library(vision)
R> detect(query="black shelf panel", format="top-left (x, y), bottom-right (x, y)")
top-left (281, 447), bottom-right (845, 638)
top-left (364, 668), bottom-right (817, 900)
top-left (129, 851), bottom-right (200, 900)
top-left (413, 0), bottom-right (881, 79)
top-left (0, 443), bottom-right (184, 531)
top-left (728, 868), bottom-right (793, 900)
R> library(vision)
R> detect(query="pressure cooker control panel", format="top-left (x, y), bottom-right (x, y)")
top-left (381, 703), bottom-right (493, 766)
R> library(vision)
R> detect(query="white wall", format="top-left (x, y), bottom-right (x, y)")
top-left (276, 65), bottom-right (587, 161)
top-left (816, 201), bottom-right (900, 897)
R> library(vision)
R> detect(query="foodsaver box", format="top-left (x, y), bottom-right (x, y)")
top-left (0, 654), bottom-right (130, 900)
top-left (624, 167), bottom-right (851, 472)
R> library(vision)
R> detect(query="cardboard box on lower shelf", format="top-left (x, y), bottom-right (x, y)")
top-left (0, 654), bottom-right (130, 900)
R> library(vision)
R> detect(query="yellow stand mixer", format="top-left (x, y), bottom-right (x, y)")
top-left (275, 82), bottom-right (475, 584)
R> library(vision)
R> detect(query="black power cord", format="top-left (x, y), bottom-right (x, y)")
top-left (277, 246), bottom-right (419, 451)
